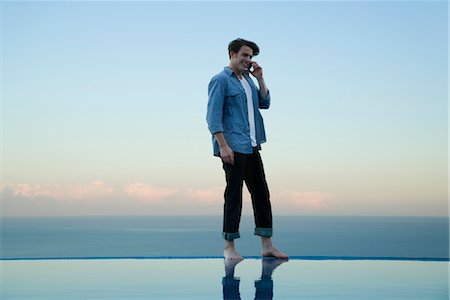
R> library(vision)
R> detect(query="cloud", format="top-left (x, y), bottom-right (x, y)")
top-left (0, 182), bottom-right (179, 203)
top-left (1, 181), bottom-right (114, 200)
top-left (183, 186), bottom-right (223, 204)
top-left (123, 183), bottom-right (177, 202)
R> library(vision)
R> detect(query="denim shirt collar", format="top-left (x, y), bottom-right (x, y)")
top-left (223, 66), bottom-right (251, 80)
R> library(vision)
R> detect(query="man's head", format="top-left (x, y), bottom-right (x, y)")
top-left (228, 38), bottom-right (259, 58)
top-left (228, 38), bottom-right (259, 73)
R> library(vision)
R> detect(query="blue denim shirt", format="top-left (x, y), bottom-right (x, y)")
top-left (206, 67), bottom-right (271, 156)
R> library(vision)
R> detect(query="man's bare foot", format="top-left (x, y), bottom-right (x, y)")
top-left (224, 240), bottom-right (244, 260)
top-left (261, 237), bottom-right (288, 259)
top-left (262, 245), bottom-right (289, 259)
top-left (224, 246), bottom-right (244, 260)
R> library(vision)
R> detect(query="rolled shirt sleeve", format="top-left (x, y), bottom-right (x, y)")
top-left (206, 77), bottom-right (226, 135)
top-left (258, 89), bottom-right (270, 109)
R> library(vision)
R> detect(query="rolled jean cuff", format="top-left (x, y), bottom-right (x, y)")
top-left (254, 227), bottom-right (273, 237)
top-left (222, 232), bottom-right (240, 241)
top-left (222, 276), bottom-right (240, 286)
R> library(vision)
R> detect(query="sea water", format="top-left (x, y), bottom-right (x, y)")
top-left (1, 215), bottom-right (448, 259)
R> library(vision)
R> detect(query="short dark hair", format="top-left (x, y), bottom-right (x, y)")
top-left (228, 38), bottom-right (260, 58)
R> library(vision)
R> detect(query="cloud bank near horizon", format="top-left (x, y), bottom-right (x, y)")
top-left (1, 181), bottom-right (447, 217)
top-left (0, 181), bottom-right (337, 216)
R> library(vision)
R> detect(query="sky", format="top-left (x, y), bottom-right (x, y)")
top-left (1, 0), bottom-right (448, 217)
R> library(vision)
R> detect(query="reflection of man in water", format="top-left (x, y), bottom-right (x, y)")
top-left (222, 258), bottom-right (287, 300)
top-left (222, 260), bottom-right (241, 300)
top-left (207, 38), bottom-right (288, 260)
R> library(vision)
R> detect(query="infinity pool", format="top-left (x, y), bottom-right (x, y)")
top-left (1, 258), bottom-right (448, 299)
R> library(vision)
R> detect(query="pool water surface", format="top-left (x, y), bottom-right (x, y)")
top-left (1, 258), bottom-right (448, 299)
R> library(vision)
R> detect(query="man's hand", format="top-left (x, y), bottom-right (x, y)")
top-left (220, 145), bottom-right (235, 165)
top-left (250, 61), bottom-right (268, 99)
top-left (250, 61), bottom-right (263, 80)
top-left (214, 132), bottom-right (234, 165)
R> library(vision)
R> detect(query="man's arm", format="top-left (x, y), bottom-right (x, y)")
top-left (251, 62), bottom-right (270, 109)
top-left (256, 76), bottom-right (268, 99)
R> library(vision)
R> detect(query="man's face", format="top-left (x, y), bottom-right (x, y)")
top-left (230, 45), bottom-right (253, 73)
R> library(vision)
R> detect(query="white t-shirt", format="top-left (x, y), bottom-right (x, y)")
top-left (239, 76), bottom-right (257, 147)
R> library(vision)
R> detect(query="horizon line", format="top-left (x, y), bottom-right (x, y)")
top-left (1, 214), bottom-right (449, 218)
top-left (1, 256), bottom-right (448, 262)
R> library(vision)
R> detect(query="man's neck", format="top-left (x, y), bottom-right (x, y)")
top-left (228, 64), bottom-right (243, 79)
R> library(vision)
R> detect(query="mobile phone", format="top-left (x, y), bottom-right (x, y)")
top-left (248, 62), bottom-right (253, 72)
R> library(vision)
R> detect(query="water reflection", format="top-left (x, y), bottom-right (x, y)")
top-left (222, 258), bottom-right (288, 300)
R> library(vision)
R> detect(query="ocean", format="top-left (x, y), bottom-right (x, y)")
top-left (1, 215), bottom-right (448, 259)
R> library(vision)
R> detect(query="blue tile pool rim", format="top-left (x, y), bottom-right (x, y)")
top-left (1, 256), bottom-right (448, 261)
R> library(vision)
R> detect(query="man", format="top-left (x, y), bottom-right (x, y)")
top-left (207, 38), bottom-right (288, 260)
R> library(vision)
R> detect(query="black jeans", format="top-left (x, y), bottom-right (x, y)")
top-left (222, 149), bottom-right (273, 241)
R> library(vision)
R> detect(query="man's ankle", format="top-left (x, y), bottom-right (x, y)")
top-left (261, 237), bottom-right (273, 248)
top-left (225, 241), bottom-right (236, 249)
